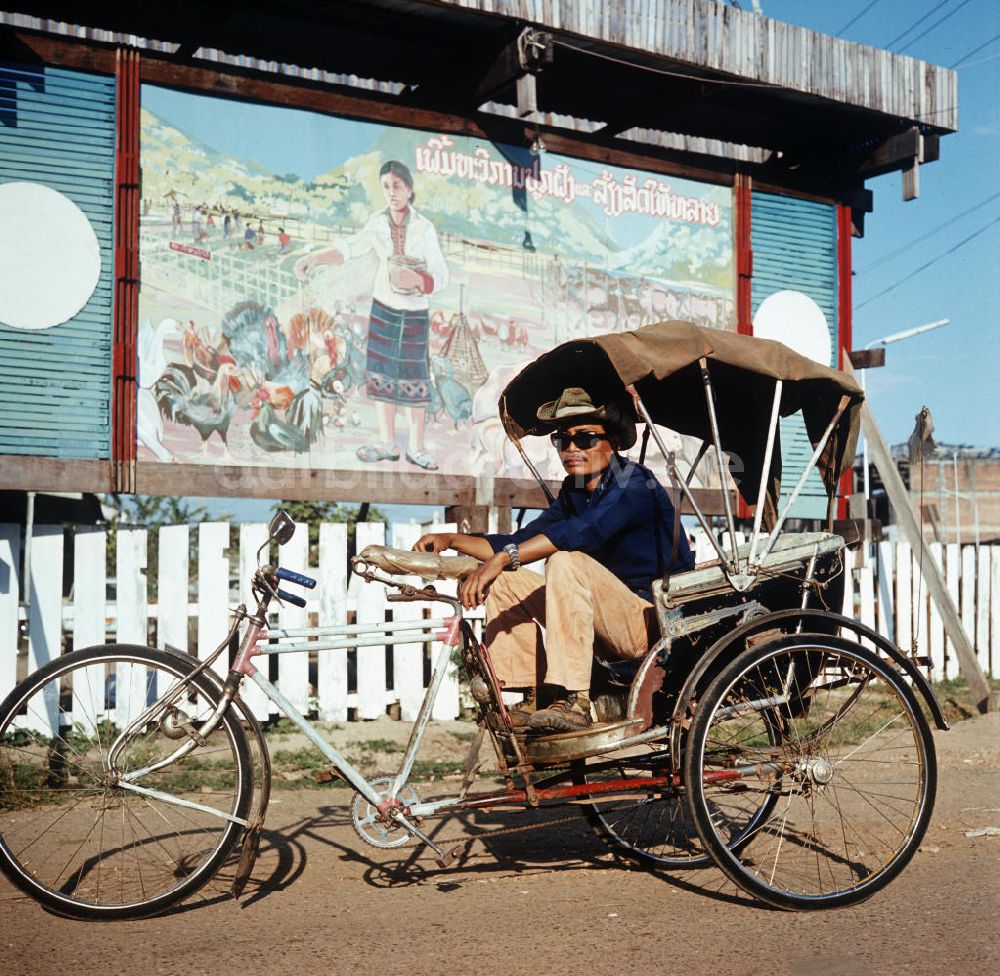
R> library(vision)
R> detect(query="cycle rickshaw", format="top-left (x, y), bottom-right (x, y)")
top-left (0, 320), bottom-right (945, 918)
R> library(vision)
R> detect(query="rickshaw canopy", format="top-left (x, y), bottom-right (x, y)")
top-left (499, 320), bottom-right (863, 524)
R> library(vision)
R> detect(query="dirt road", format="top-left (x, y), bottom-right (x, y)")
top-left (3, 714), bottom-right (999, 976)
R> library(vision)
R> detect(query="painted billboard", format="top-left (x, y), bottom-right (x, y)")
top-left (137, 86), bottom-right (734, 483)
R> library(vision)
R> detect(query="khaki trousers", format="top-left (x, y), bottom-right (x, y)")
top-left (484, 550), bottom-right (656, 691)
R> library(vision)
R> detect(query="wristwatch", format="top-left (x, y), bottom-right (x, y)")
top-left (502, 543), bottom-right (521, 571)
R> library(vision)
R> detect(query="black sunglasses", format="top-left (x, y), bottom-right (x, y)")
top-left (550, 430), bottom-right (608, 451)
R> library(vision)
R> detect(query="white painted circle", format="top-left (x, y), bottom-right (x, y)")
top-left (752, 290), bottom-right (832, 366)
top-left (0, 181), bottom-right (101, 331)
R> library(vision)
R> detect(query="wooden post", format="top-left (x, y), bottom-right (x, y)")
top-left (318, 522), bottom-right (348, 722)
top-left (277, 524), bottom-right (310, 715)
top-left (353, 522), bottom-right (387, 720)
top-left (853, 372), bottom-right (996, 710)
top-left (72, 526), bottom-right (107, 733)
top-left (239, 523), bottom-right (271, 720)
top-left (0, 524), bottom-right (20, 701)
top-left (197, 522), bottom-right (231, 679)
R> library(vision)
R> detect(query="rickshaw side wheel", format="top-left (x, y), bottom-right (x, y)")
top-left (570, 754), bottom-right (710, 869)
top-left (683, 634), bottom-right (936, 910)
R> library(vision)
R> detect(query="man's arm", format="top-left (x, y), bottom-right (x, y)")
top-left (412, 532), bottom-right (494, 561)
top-left (457, 533), bottom-right (557, 609)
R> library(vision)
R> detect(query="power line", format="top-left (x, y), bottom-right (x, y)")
top-left (838, 0), bottom-right (884, 37)
top-left (858, 192), bottom-right (1000, 275)
top-left (958, 50), bottom-right (1000, 68)
top-left (884, 0), bottom-right (958, 50)
top-left (950, 30), bottom-right (1000, 67)
top-left (898, 0), bottom-right (976, 54)
top-left (856, 217), bottom-right (1000, 309)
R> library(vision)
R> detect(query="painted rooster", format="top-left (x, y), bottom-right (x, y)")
top-left (153, 360), bottom-right (241, 458)
top-left (249, 383), bottom-right (322, 454)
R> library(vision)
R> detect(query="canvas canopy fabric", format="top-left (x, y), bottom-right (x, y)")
top-left (499, 320), bottom-right (863, 526)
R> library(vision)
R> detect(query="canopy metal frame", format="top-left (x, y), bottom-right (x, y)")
top-left (511, 364), bottom-right (851, 594)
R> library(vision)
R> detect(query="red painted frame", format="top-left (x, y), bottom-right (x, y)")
top-left (111, 47), bottom-right (141, 493)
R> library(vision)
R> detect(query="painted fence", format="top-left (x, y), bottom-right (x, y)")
top-left (0, 522), bottom-right (997, 728)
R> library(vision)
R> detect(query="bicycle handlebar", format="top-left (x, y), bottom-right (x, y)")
top-left (276, 588), bottom-right (307, 607)
top-left (276, 567), bottom-right (317, 589)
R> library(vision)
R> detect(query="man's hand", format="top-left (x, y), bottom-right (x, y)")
top-left (459, 553), bottom-right (507, 609)
top-left (412, 532), bottom-right (455, 554)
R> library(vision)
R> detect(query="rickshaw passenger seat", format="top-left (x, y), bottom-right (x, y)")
top-left (655, 531), bottom-right (845, 610)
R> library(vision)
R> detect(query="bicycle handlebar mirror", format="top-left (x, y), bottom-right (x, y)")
top-left (268, 510), bottom-right (296, 546)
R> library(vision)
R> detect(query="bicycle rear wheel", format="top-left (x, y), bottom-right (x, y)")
top-left (684, 635), bottom-right (936, 910)
top-left (576, 750), bottom-right (708, 868)
top-left (0, 644), bottom-right (253, 919)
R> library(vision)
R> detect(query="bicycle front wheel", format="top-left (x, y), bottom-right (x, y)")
top-left (684, 635), bottom-right (936, 910)
top-left (0, 644), bottom-right (254, 919)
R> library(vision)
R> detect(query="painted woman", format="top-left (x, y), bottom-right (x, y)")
top-left (295, 160), bottom-right (448, 470)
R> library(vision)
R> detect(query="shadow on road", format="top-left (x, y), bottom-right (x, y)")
top-left (210, 795), bottom-right (764, 912)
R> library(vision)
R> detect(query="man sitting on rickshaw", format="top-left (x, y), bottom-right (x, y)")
top-left (414, 387), bottom-right (694, 733)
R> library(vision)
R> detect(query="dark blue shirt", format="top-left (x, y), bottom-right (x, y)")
top-left (483, 457), bottom-right (694, 602)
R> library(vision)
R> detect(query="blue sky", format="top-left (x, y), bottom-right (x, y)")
top-left (760, 0), bottom-right (999, 449)
top-left (167, 1), bottom-right (998, 522)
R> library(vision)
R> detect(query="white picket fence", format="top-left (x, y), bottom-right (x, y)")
top-left (0, 520), bottom-right (475, 724)
top-left (0, 523), bottom-right (996, 728)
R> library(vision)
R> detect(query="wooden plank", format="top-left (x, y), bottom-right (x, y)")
top-left (429, 522), bottom-right (461, 722)
top-left (928, 542), bottom-right (945, 681)
top-left (841, 564), bottom-right (855, 620)
top-left (26, 525), bottom-right (63, 736)
top-left (317, 522), bottom-right (348, 722)
top-left (0, 524), bottom-right (21, 701)
top-left (157, 524), bottom-right (189, 703)
top-left (115, 526), bottom-right (149, 727)
top-left (895, 542), bottom-right (913, 659)
top-left (876, 540), bottom-right (895, 642)
top-left (197, 522), bottom-right (231, 679)
top-left (992, 548), bottom-right (1000, 677)
top-left (352, 522), bottom-right (387, 720)
top-left (859, 564), bottom-right (876, 649)
top-left (977, 546), bottom-right (992, 676)
top-left (389, 522), bottom-right (428, 723)
top-left (71, 525), bottom-right (106, 734)
top-left (239, 523), bottom-right (272, 720)
top-left (276, 523), bottom-right (310, 715)
top-left (961, 545), bottom-right (978, 673)
top-left (945, 543), bottom-right (960, 680)
top-left (0, 456), bottom-right (110, 492)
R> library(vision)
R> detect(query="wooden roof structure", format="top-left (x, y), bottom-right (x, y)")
top-left (2, 0), bottom-right (957, 206)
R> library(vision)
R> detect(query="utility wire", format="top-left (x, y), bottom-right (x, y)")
top-left (950, 30), bottom-right (1000, 67)
top-left (884, 0), bottom-right (959, 50)
top-left (958, 50), bottom-right (1000, 68)
top-left (837, 0), bottom-right (884, 37)
top-left (898, 0), bottom-right (976, 54)
top-left (858, 192), bottom-right (1000, 275)
top-left (856, 217), bottom-right (1000, 309)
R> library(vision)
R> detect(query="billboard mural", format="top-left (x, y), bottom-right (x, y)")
top-left (137, 86), bottom-right (734, 483)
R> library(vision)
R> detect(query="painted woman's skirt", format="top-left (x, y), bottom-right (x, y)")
top-left (365, 298), bottom-right (431, 406)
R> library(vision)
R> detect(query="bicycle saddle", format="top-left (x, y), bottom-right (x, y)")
top-left (355, 545), bottom-right (480, 580)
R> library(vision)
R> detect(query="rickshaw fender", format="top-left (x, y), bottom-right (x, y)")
top-left (666, 609), bottom-right (949, 747)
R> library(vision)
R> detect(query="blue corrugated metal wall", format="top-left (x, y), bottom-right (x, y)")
top-left (0, 61), bottom-right (116, 459)
top-left (751, 192), bottom-right (839, 520)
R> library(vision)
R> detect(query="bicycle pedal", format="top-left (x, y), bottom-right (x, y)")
top-left (315, 765), bottom-right (340, 784)
top-left (434, 846), bottom-right (463, 870)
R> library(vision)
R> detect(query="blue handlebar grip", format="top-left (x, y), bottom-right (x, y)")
top-left (276, 567), bottom-right (317, 589)
top-left (277, 588), bottom-right (307, 608)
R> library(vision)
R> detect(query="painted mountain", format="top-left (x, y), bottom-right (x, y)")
top-left (140, 107), bottom-right (732, 285)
